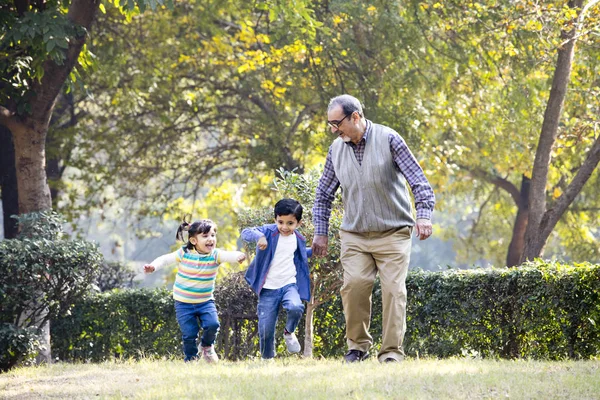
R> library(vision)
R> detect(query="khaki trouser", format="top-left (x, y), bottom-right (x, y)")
top-left (340, 226), bottom-right (411, 362)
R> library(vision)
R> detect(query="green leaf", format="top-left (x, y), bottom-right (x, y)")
top-left (46, 40), bottom-right (56, 52)
top-left (56, 39), bottom-right (69, 49)
top-left (269, 8), bottom-right (277, 22)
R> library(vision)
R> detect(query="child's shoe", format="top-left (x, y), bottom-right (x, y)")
top-left (201, 345), bottom-right (219, 363)
top-left (284, 332), bottom-right (301, 353)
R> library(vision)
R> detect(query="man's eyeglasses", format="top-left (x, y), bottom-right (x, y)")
top-left (327, 113), bottom-right (351, 130)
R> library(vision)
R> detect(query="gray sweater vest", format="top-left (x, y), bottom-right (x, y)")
top-left (331, 123), bottom-right (415, 233)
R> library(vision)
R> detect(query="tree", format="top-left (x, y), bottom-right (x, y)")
top-left (522, 0), bottom-right (600, 262)
top-left (1, 0), bottom-right (104, 214)
top-left (396, 0), bottom-right (600, 266)
top-left (0, 0), bottom-right (172, 362)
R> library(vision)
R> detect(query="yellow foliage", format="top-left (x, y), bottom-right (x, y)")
top-left (184, 92), bottom-right (196, 102)
top-left (273, 87), bottom-right (287, 98)
top-left (553, 187), bottom-right (562, 199)
top-left (261, 80), bottom-right (275, 91)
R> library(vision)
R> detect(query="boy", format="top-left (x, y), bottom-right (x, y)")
top-left (241, 198), bottom-right (312, 359)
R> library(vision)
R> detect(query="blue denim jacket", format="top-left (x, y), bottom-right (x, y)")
top-left (241, 224), bottom-right (312, 301)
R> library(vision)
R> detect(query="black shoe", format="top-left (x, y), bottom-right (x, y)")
top-left (344, 349), bottom-right (369, 363)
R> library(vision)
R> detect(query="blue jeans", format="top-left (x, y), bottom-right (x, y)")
top-left (174, 300), bottom-right (220, 361)
top-left (257, 283), bottom-right (304, 359)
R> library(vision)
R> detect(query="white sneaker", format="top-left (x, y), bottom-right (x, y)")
top-left (201, 345), bottom-right (219, 363)
top-left (284, 332), bottom-right (301, 353)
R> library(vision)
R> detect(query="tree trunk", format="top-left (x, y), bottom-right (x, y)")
top-left (11, 121), bottom-right (53, 213)
top-left (303, 299), bottom-right (316, 358)
top-left (506, 175), bottom-right (530, 267)
top-left (521, 0), bottom-right (584, 262)
top-left (0, 125), bottom-right (19, 238)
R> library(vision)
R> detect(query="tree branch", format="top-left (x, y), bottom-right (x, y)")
top-left (541, 134), bottom-right (600, 237)
top-left (456, 163), bottom-right (521, 205)
top-left (28, 0), bottom-right (100, 126)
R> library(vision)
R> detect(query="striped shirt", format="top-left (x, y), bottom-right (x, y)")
top-left (313, 120), bottom-right (435, 236)
top-left (149, 247), bottom-right (243, 304)
top-left (172, 247), bottom-right (219, 303)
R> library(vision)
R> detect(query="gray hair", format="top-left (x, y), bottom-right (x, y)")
top-left (328, 94), bottom-right (364, 117)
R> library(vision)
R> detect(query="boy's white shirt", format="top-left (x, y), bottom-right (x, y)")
top-left (150, 249), bottom-right (244, 271)
top-left (263, 234), bottom-right (297, 289)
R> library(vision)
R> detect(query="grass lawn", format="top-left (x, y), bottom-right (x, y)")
top-left (1, 358), bottom-right (599, 399)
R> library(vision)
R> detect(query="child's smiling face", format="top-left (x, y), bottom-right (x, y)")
top-left (275, 214), bottom-right (301, 236)
top-left (190, 226), bottom-right (217, 254)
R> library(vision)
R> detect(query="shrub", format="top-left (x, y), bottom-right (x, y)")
top-left (0, 211), bottom-right (103, 371)
top-left (0, 324), bottom-right (39, 371)
top-left (213, 271), bottom-right (260, 360)
top-left (404, 260), bottom-right (600, 359)
top-left (52, 288), bottom-right (179, 362)
top-left (95, 261), bottom-right (136, 292)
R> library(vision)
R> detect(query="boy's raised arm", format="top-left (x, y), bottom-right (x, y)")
top-left (240, 226), bottom-right (267, 243)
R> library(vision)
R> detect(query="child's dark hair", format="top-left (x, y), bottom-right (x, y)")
top-left (176, 217), bottom-right (217, 251)
top-left (274, 198), bottom-right (303, 221)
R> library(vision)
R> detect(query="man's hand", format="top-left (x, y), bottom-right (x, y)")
top-left (257, 236), bottom-right (268, 250)
top-left (312, 234), bottom-right (329, 257)
top-left (415, 218), bottom-right (433, 241)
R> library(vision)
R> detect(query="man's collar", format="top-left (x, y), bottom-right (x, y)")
top-left (363, 119), bottom-right (372, 141)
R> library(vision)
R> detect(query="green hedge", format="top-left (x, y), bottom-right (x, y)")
top-left (405, 261), bottom-right (600, 359)
top-left (52, 261), bottom-right (600, 361)
top-left (52, 289), bottom-right (180, 362)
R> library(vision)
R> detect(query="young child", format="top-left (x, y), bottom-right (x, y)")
top-left (144, 218), bottom-right (246, 363)
top-left (241, 198), bottom-right (312, 359)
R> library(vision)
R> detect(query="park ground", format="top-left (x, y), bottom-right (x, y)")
top-left (1, 357), bottom-right (599, 399)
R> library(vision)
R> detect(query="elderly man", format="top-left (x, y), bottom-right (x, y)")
top-left (312, 94), bottom-right (435, 363)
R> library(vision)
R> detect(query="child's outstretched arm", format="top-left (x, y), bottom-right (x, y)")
top-left (143, 251), bottom-right (179, 274)
top-left (241, 226), bottom-right (268, 250)
top-left (218, 250), bottom-right (247, 264)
